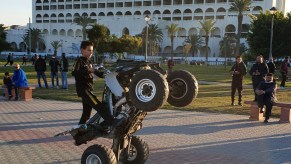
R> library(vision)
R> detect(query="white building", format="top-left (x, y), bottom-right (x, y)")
top-left (6, 0), bottom-right (290, 58)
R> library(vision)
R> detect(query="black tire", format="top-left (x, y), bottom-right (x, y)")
top-left (127, 136), bottom-right (149, 164)
top-left (81, 144), bottom-right (117, 164)
top-left (167, 70), bottom-right (198, 107)
top-left (129, 70), bottom-right (169, 112)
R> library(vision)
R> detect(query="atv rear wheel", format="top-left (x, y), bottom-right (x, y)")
top-left (167, 70), bottom-right (198, 107)
top-left (81, 144), bottom-right (117, 164)
top-left (129, 70), bottom-right (169, 112)
top-left (127, 136), bottom-right (149, 164)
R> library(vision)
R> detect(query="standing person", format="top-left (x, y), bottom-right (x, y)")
top-left (72, 41), bottom-right (123, 126)
top-left (35, 55), bottom-right (49, 88)
top-left (22, 54), bottom-right (27, 66)
top-left (249, 55), bottom-right (269, 101)
top-left (3, 72), bottom-right (13, 100)
top-left (31, 54), bottom-right (37, 65)
top-left (4, 53), bottom-right (11, 67)
top-left (230, 55), bottom-right (247, 106)
top-left (255, 73), bottom-right (277, 123)
top-left (60, 53), bottom-right (69, 89)
top-left (279, 56), bottom-right (289, 89)
top-left (12, 63), bottom-right (28, 100)
top-left (49, 54), bottom-right (60, 89)
top-left (267, 57), bottom-right (276, 74)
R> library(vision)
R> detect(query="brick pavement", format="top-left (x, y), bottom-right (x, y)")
top-left (1, 98), bottom-right (291, 164)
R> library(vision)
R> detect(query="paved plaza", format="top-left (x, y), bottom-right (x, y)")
top-left (1, 98), bottom-right (291, 164)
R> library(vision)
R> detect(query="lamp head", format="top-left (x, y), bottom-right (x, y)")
top-left (145, 15), bottom-right (150, 22)
top-left (269, 7), bottom-right (277, 15)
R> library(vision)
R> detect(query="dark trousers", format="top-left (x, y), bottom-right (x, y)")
top-left (257, 95), bottom-right (273, 120)
top-left (37, 72), bottom-right (48, 88)
top-left (51, 72), bottom-right (59, 87)
top-left (79, 90), bottom-right (113, 125)
top-left (231, 79), bottom-right (242, 103)
top-left (280, 73), bottom-right (287, 87)
top-left (14, 86), bottom-right (19, 99)
top-left (6, 83), bottom-right (13, 96)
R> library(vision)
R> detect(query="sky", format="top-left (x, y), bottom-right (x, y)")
top-left (0, 0), bottom-right (32, 26)
top-left (0, 0), bottom-right (290, 27)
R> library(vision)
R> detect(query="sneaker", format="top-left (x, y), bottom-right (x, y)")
top-left (231, 103), bottom-right (235, 106)
top-left (8, 95), bottom-right (13, 100)
top-left (238, 103), bottom-right (242, 106)
top-left (259, 108), bottom-right (264, 113)
top-left (280, 87), bottom-right (285, 90)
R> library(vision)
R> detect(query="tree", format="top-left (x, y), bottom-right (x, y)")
top-left (199, 19), bottom-right (216, 63)
top-left (86, 23), bottom-right (110, 63)
top-left (0, 24), bottom-right (10, 53)
top-left (22, 28), bottom-right (45, 53)
top-left (219, 35), bottom-right (236, 58)
top-left (247, 11), bottom-right (288, 58)
top-left (50, 41), bottom-right (62, 55)
top-left (74, 15), bottom-right (95, 41)
top-left (166, 23), bottom-right (181, 60)
top-left (184, 34), bottom-right (204, 57)
top-left (229, 0), bottom-right (252, 56)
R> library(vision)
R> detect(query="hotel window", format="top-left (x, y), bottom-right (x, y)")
top-left (98, 3), bottom-right (105, 8)
top-left (74, 4), bottom-right (80, 9)
top-left (134, 2), bottom-right (142, 7)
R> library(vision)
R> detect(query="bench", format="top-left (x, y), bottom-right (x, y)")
top-left (245, 100), bottom-right (291, 123)
top-left (1, 85), bottom-right (36, 101)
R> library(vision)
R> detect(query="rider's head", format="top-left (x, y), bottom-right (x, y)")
top-left (80, 41), bottom-right (94, 59)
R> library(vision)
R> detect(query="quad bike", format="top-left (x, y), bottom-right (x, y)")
top-left (55, 60), bottom-right (198, 164)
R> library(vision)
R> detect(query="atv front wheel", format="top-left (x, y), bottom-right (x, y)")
top-left (167, 70), bottom-right (198, 107)
top-left (129, 70), bottom-right (169, 112)
top-left (127, 136), bottom-right (149, 164)
top-left (81, 144), bottom-right (117, 164)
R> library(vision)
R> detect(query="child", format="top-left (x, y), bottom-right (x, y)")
top-left (3, 72), bottom-right (13, 100)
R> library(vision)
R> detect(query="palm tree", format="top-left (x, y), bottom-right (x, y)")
top-left (166, 23), bottom-right (181, 60)
top-left (142, 24), bottom-right (163, 58)
top-left (50, 41), bottom-right (62, 55)
top-left (229, 0), bottom-right (252, 56)
top-left (184, 34), bottom-right (204, 57)
top-left (73, 15), bottom-right (95, 40)
top-left (199, 19), bottom-right (216, 63)
top-left (22, 28), bottom-right (45, 53)
top-left (0, 24), bottom-right (10, 53)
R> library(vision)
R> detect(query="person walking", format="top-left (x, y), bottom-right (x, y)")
top-left (49, 54), bottom-right (60, 89)
top-left (255, 73), bottom-right (277, 123)
top-left (230, 55), bottom-right (247, 106)
top-left (249, 55), bottom-right (269, 101)
top-left (4, 53), bottom-right (11, 67)
top-left (35, 55), bottom-right (49, 88)
top-left (12, 63), bottom-right (28, 100)
top-left (279, 56), bottom-right (289, 89)
top-left (60, 53), bottom-right (69, 89)
top-left (22, 54), bottom-right (27, 66)
top-left (72, 40), bottom-right (124, 127)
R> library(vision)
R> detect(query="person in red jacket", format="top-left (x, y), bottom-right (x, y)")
top-left (279, 56), bottom-right (289, 89)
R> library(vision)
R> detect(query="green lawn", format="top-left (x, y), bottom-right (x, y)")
top-left (0, 61), bottom-right (290, 118)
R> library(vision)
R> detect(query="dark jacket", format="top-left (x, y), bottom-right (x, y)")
top-left (267, 62), bottom-right (276, 74)
top-left (12, 68), bottom-right (28, 87)
top-left (61, 57), bottom-right (69, 72)
top-left (49, 58), bottom-right (60, 72)
top-left (249, 62), bottom-right (269, 82)
top-left (256, 81), bottom-right (276, 102)
top-left (35, 57), bottom-right (47, 72)
top-left (72, 57), bottom-right (94, 97)
top-left (230, 62), bottom-right (247, 80)
top-left (3, 76), bottom-right (12, 85)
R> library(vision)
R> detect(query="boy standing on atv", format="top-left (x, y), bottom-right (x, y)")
top-left (72, 41), bottom-right (124, 127)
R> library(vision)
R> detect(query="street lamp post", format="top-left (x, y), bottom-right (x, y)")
top-left (145, 15), bottom-right (150, 62)
top-left (269, 7), bottom-right (277, 59)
